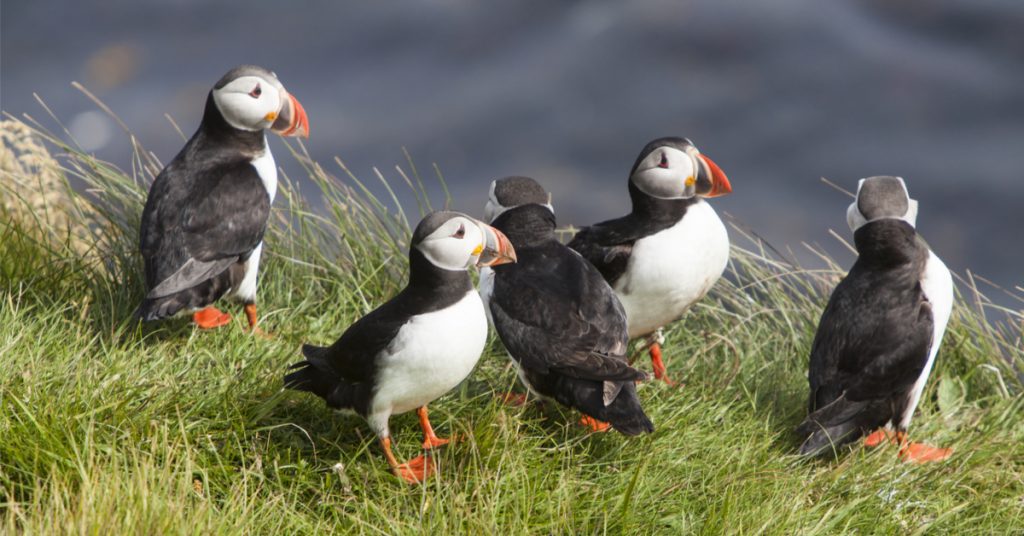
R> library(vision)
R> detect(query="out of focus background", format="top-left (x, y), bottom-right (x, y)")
top-left (2, 0), bottom-right (1022, 297)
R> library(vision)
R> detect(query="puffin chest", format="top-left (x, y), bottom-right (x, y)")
top-left (373, 291), bottom-right (489, 414)
top-left (614, 201), bottom-right (729, 337)
top-left (249, 140), bottom-right (278, 202)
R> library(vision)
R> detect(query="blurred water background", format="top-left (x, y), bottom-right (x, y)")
top-left (2, 0), bottom-right (1022, 304)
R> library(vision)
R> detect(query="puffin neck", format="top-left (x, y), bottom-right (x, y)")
top-left (628, 180), bottom-right (696, 224)
top-left (198, 92), bottom-right (266, 154)
top-left (853, 219), bottom-right (924, 268)
top-left (491, 204), bottom-right (556, 247)
top-left (406, 247), bottom-right (473, 293)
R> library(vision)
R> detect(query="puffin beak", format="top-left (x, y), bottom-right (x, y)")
top-left (476, 224), bottom-right (517, 267)
top-left (699, 154), bottom-right (732, 197)
top-left (271, 91), bottom-right (310, 138)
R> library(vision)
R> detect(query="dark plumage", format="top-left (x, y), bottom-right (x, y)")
top-left (488, 202), bottom-right (653, 435)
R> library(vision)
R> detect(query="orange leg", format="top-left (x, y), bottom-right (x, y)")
top-left (380, 436), bottom-right (433, 484)
top-left (193, 306), bottom-right (231, 329)
top-left (417, 406), bottom-right (451, 450)
top-left (579, 415), bottom-right (611, 433)
top-left (648, 343), bottom-right (676, 386)
top-left (244, 303), bottom-right (271, 338)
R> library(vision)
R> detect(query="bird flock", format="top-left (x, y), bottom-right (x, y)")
top-left (135, 66), bottom-right (954, 484)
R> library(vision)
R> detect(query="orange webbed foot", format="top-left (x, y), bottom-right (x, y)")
top-left (193, 306), bottom-right (231, 329)
top-left (579, 415), bottom-right (611, 433)
top-left (422, 435), bottom-right (451, 450)
top-left (648, 343), bottom-right (678, 386)
top-left (900, 442), bottom-right (953, 463)
top-left (394, 454), bottom-right (435, 484)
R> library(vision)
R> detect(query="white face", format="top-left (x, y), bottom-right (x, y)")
top-left (416, 216), bottom-right (489, 271)
top-left (212, 74), bottom-right (287, 131)
top-left (846, 177), bottom-right (920, 232)
top-left (631, 146), bottom-right (701, 199)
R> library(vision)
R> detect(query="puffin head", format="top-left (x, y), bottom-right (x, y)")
top-left (629, 137), bottom-right (731, 200)
top-left (412, 211), bottom-right (517, 271)
top-left (846, 176), bottom-right (919, 232)
top-left (483, 176), bottom-right (553, 223)
top-left (211, 65), bottom-right (309, 138)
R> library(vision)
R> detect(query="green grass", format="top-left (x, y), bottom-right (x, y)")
top-left (1, 104), bottom-right (1022, 535)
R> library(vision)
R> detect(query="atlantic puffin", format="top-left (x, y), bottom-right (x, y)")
top-left (568, 137), bottom-right (732, 384)
top-left (285, 211), bottom-right (516, 484)
top-left (797, 176), bottom-right (954, 463)
top-left (136, 65), bottom-right (309, 334)
top-left (481, 176), bottom-right (653, 435)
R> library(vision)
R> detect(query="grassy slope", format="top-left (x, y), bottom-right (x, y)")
top-left (1, 114), bottom-right (1022, 535)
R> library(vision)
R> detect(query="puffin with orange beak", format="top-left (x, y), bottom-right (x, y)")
top-left (286, 211), bottom-right (516, 484)
top-left (568, 137), bottom-right (733, 384)
top-left (136, 65), bottom-right (309, 334)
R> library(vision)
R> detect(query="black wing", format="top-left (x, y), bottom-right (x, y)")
top-left (567, 220), bottom-right (637, 286)
top-left (141, 160), bottom-right (270, 298)
top-left (807, 266), bottom-right (934, 412)
top-left (489, 243), bottom-right (643, 382)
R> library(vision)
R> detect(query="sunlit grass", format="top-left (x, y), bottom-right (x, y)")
top-left (1, 98), bottom-right (1022, 534)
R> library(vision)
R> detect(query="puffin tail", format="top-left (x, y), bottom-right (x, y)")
top-left (283, 344), bottom-right (335, 398)
top-left (600, 381), bottom-right (655, 436)
top-left (796, 395), bottom-right (888, 457)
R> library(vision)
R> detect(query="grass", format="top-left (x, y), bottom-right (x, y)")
top-left (1, 98), bottom-right (1022, 534)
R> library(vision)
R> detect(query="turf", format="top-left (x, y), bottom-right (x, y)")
top-left (1, 107), bottom-right (1022, 534)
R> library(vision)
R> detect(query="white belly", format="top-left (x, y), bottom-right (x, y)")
top-left (899, 250), bottom-right (954, 428)
top-left (231, 241), bottom-right (262, 303)
top-left (250, 140), bottom-right (278, 203)
top-left (367, 291), bottom-right (488, 434)
top-left (615, 200), bottom-right (730, 338)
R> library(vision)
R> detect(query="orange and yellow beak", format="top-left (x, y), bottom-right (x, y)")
top-left (476, 225), bottom-right (517, 267)
top-left (699, 154), bottom-right (731, 197)
top-left (271, 91), bottom-right (310, 138)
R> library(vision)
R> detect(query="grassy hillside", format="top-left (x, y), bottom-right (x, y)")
top-left (1, 107), bottom-right (1022, 534)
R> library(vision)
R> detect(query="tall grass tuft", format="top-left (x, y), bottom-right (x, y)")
top-left (1, 93), bottom-right (1021, 533)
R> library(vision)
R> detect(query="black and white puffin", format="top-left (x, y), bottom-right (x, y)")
top-left (568, 137), bottom-right (732, 384)
top-left (481, 176), bottom-right (653, 435)
top-left (285, 211), bottom-right (516, 484)
top-left (797, 176), bottom-right (954, 463)
top-left (136, 65), bottom-right (309, 334)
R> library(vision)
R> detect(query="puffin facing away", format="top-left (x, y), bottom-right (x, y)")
top-left (285, 212), bottom-right (516, 484)
top-left (482, 176), bottom-right (653, 435)
top-left (797, 176), bottom-right (954, 463)
top-left (136, 65), bottom-right (310, 334)
top-left (568, 137), bottom-right (732, 384)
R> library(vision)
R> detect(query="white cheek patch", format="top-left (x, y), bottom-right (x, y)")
top-left (417, 221), bottom-right (484, 271)
top-left (213, 76), bottom-right (282, 131)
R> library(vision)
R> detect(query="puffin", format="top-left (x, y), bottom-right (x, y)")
top-left (481, 176), bottom-right (653, 435)
top-left (136, 65), bottom-right (309, 334)
top-left (568, 137), bottom-right (732, 384)
top-left (285, 211), bottom-right (516, 484)
top-left (797, 176), bottom-right (954, 463)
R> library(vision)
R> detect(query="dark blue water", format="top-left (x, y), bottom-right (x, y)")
top-left (3, 0), bottom-right (1022, 304)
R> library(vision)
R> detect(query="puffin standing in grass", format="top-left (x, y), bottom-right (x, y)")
top-left (136, 65), bottom-right (309, 334)
top-left (481, 177), bottom-right (653, 435)
top-left (797, 176), bottom-right (954, 463)
top-left (285, 211), bottom-right (516, 484)
top-left (568, 137), bottom-right (732, 384)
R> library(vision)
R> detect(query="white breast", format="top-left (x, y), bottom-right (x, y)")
top-left (615, 200), bottom-right (730, 338)
top-left (899, 250), bottom-right (954, 428)
top-left (250, 139), bottom-right (278, 203)
top-left (366, 291), bottom-right (488, 435)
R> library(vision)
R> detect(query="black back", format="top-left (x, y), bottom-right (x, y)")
top-left (488, 204), bottom-right (653, 435)
top-left (797, 219), bottom-right (934, 454)
top-left (136, 92), bottom-right (271, 319)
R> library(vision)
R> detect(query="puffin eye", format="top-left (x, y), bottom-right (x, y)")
top-left (658, 153), bottom-right (669, 169)
top-left (452, 224), bottom-right (466, 239)
top-left (249, 84), bottom-right (262, 98)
